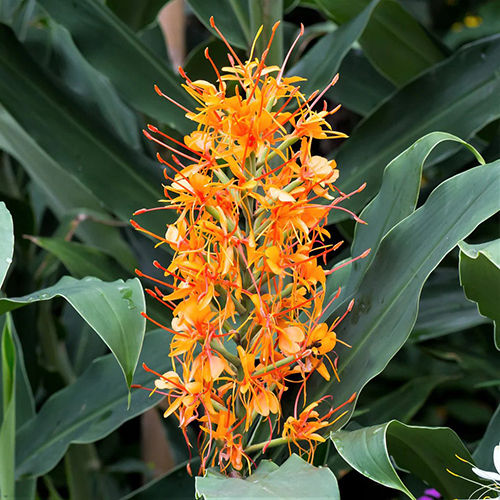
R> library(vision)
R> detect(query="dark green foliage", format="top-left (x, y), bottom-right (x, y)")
top-left (0, 1), bottom-right (498, 498)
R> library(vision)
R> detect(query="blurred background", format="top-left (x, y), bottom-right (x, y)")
top-left (0, 0), bottom-right (498, 498)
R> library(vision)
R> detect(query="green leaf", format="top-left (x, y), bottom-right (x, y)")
top-left (45, 21), bottom-right (141, 149)
top-left (15, 329), bottom-right (168, 478)
top-left (288, 0), bottom-right (380, 97)
top-left (0, 316), bottom-right (16, 500)
top-left (424, 346), bottom-right (500, 384)
top-left (314, 0), bottom-right (445, 86)
top-left (38, 0), bottom-right (192, 132)
top-left (0, 107), bottom-right (103, 216)
top-left (28, 236), bottom-right (128, 282)
top-left (355, 376), bottom-right (447, 426)
top-left (187, 0), bottom-right (250, 49)
top-left (0, 317), bottom-right (35, 430)
top-left (317, 159), bottom-right (500, 426)
top-left (328, 132), bottom-right (483, 306)
top-left (196, 454), bottom-right (339, 500)
top-left (0, 202), bottom-right (13, 289)
top-left (331, 421), bottom-right (478, 499)
top-left (459, 239), bottom-right (500, 349)
top-left (0, 106), bottom-right (136, 266)
top-left (106, 0), bottom-right (166, 31)
top-left (0, 26), bottom-right (164, 227)
top-left (328, 50), bottom-right (395, 116)
top-left (411, 268), bottom-right (489, 342)
top-left (330, 35), bottom-right (500, 222)
top-left (0, 276), bottom-right (145, 389)
top-left (473, 404), bottom-right (500, 471)
top-left (0, 316), bottom-right (36, 500)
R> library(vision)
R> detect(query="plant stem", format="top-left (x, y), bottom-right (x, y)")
top-left (210, 340), bottom-right (241, 367)
top-left (252, 353), bottom-right (301, 377)
top-left (245, 436), bottom-right (289, 454)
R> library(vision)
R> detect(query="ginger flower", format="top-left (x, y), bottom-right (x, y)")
top-left (131, 18), bottom-right (369, 475)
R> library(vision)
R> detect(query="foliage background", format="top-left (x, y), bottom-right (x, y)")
top-left (0, 0), bottom-right (499, 498)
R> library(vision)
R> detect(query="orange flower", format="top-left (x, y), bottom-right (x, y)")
top-left (131, 18), bottom-right (367, 475)
top-left (282, 394), bottom-right (356, 461)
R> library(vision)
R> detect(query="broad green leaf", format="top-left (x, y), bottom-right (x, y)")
top-left (314, 0), bottom-right (445, 86)
top-left (352, 133), bottom-right (481, 294)
top-left (411, 268), bottom-right (488, 342)
top-left (0, 318), bottom-right (35, 430)
top-left (355, 376), bottom-right (447, 426)
top-left (330, 36), bottom-right (500, 222)
top-left (0, 27), bottom-right (164, 228)
top-left (15, 329), bottom-right (168, 478)
top-left (38, 0), bottom-right (192, 132)
top-left (0, 202), bottom-right (13, 289)
top-left (424, 346), bottom-right (500, 384)
top-left (196, 454), bottom-right (339, 500)
top-left (106, 0), bottom-right (166, 31)
top-left (459, 239), bottom-right (500, 349)
top-left (28, 236), bottom-right (128, 282)
top-left (0, 316), bottom-right (16, 499)
top-left (325, 132), bottom-right (483, 309)
top-left (0, 276), bottom-right (145, 388)
top-left (187, 0), bottom-right (250, 49)
top-left (64, 445), bottom-right (94, 500)
top-left (328, 50), bottom-right (395, 116)
top-left (0, 107), bottom-right (136, 266)
top-left (473, 404), bottom-right (500, 471)
top-left (317, 160), bottom-right (500, 426)
top-left (331, 421), bottom-right (478, 499)
top-left (0, 107), bottom-right (104, 217)
top-left (45, 21), bottom-right (141, 149)
top-left (288, 0), bottom-right (380, 97)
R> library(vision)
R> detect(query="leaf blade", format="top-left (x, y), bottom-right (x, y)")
top-left (196, 454), bottom-right (339, 500)
top-left (0, 276), bottom-right (146, 389)
top-left (331, 421), bottom-right (478, 499)
top-left (459, 239), bottom-right (500, 348)
top-left (330, 35), bottom-right (500, 222)
top-left (317, 160), bottom-right (500, 427)
top-left (15, 329), bottom-right (167, 478)
top-left (38, 0), bottom-right (192, 132)
top-left (0, 202), bottom-right (14, 289)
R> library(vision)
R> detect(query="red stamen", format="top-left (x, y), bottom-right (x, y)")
top-left (154, 84), bottom-right (193, 114)
top-left (277, 23), bottom-right (304, 84)
top-left (209, 16), bottom-right (245, 70)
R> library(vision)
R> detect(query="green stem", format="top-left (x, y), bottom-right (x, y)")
top-left (252, 353), bottom-right (300, 377)
top-left (64, 444), bottom-right (100, 500)
top-left (256, 137), bottom-right (297, 171)
top-left (210, 340), bottom-right (241, 368)
top-left (245, 436), bottom-right (289, 454)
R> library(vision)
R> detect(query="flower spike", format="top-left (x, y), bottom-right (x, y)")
top-left (132, 20), bottom-right (366, 475)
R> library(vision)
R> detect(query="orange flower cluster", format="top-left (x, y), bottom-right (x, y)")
top-left (132, 19), bottom-right (368, 474)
